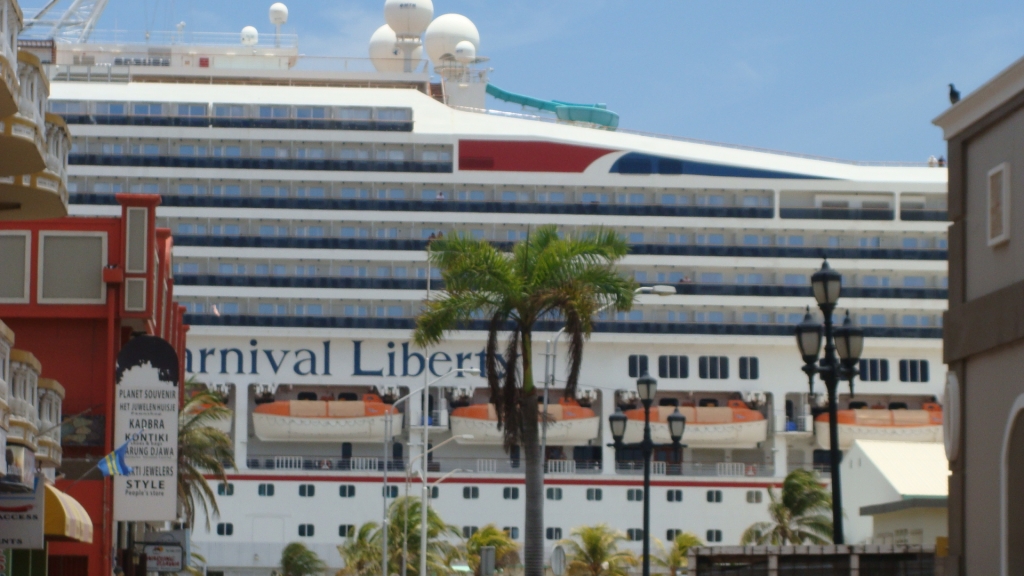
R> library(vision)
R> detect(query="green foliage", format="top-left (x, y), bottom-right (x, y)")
top-left (337, 523), bottom-right (381, 576)
top-left (740, 469), bottom-right (833, 545)
top-left (653, 532), bottom-right (702, 576)
top-left (465, 524), bottom-right (520, 575)
top-left (281, 542), bottom-right (326, 576)
top-left (178, 379), bottom-right (235, 529)
top-left (560, 524), bottom-right (638, 576)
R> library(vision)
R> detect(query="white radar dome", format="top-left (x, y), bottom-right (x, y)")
top-left (369, 24), bottom-right (423, 72)
top-left (454, 40), bottom-right (476, 63)
top-left (269, 3), bottom-right (289, 25)
top-left (424, 13), bottom-right (479, 64)
top-left (241, 26), bottom-right (259, 46)
top-left (384, 0), bottom-right (434, 37)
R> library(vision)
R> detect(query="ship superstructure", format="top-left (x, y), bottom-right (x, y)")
top-left (40, 1), bottom-right (948, 570)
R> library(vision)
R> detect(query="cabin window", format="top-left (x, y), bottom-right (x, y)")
top-left (667, 489), bottom-right (683, 502)
top-left (299, 484), bottom-right (315, 497)
top-left (339, 485), bottom-right (356, 498)
top-left (503, 487), bottom-right (519, 500)
top-left (627, 489), bottom-right (644, 502)
top-left (258, 483), bottom-right (274, 497)
top-left (628, 355), bottom-right (649, 378)
top-left (217, 483), bottom-right (234, 496)
top-left (586, 488), bottom-right (603, 501)
top-left (707, 490), bottom-right (723, 503)
top-left (462, 526), bottom-right (479, 538)
top-left (383, 486), bottom-right (398, 498)
top-left (746, 490), bottom-right (763, 504)
top-left (504, 527), bottom-right (520, 539)
top-left (546, 487), bottom-right (563, 501)
top-left (216, 523), bottom-right (233, 536)
top-left (545, 528), bottom-right (562, 540)
top-left (706, 530), bottom-right (723, 543)
top-left (699, 356), bottom-right (729, 379)
top-left (339, 525), bottom-right (355, 537)
top-left (667, 529), bottom-right (684, 540)
top-left (899, 360), bottom-right (929, 383)
top-left (298, 524), bottom-right (314, 537)
top-left (627, 529), bottom-right (644, 541)
top-left (858, 359), bottom-right (890, 382)
top-left (739, 357), bottom-right (759, 380)
top-left (658, 356), bottom-right (688, 379)
top-left (463, 486), bottom-right (480, 499)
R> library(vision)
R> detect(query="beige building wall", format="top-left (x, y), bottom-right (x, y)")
top-left (872, 507), bottom-right (948, 547)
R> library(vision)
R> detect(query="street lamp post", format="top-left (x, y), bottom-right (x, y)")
top-left (403, 436), bottom-right (472, 576)
top-left (607, 374), bottom-right (685, 576)
top-left (793, 259), bottom-right (865, 545)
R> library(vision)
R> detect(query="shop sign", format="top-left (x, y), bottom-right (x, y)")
top-left (113, 336), bottom-right (180, 521)
top-left (0, 479), bottom-right (44, 549)
top-left (144, 545), bottom-right (183, 572)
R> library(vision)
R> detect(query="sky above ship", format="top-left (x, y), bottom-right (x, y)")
top-left (89, 0), bottom-right (1024, 163)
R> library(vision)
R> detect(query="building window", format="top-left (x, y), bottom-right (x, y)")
top-left (339, 525), bottom-right (356, 537)
top-left (504, 527), bottom-right (520, 539)
top-left (666, 529), bottom-right (684, 540)
top-left (988, 162), bottom-right (1011, 246)
top-left (626, 529), bottom-right (644, 541)
top-left (217, 483), bottom-right (234, 496)
top-left (858, 359), bottom-right (890, 382)
top-left (628, 355), bottom-right (649, 378)
top-left (216, 523), bottom-right (233, 536)
top-left (667, 489), bottom-right (683, 502)
top-left (298, 524), bottom-right (314, 537)
top-left (658, 356), bottom-right (689, 379)
top-left (503, 487), bottom-right (519, 500)
top-left (627, 489), bottom-right (644, 502)
top-left (463, 526), bottom-right (479, 538)
top-left (699, 356), bottom-right (729, 379)
top-left (898, 360), bottom-right (930, 383)
top-left (546, 487), bottom-right (563, 501)
top-left (707, 490), bottom-right (723, 503)
top-left (739, 357), bottom-right (759, 380)
top-left (258, 483), bottom-right (274, 497)
top-left (463, 486), bottom-right (480, 499)
top-left (545, 528), bottom-right (562, 540)
top-left (746, 490), bottom-right (763, 504)
top-left (339, 485), bottom-right (356, 498)
top-left (383, 486), bottom-right (398, 498)
top-left (299, 484), bottom-right (315, 497)
top-left (586, 488), bottom-right (603, 501)
top-left (706, 530), bottom-right (723, 543)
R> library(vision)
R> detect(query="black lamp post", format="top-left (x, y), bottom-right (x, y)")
top-left (608, 373), bottom-right (685, 576)
top-left (794, 259), bottom-right (865, 545)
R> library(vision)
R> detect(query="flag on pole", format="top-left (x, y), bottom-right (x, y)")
top-left (98, 433), bottom-right (139, 477)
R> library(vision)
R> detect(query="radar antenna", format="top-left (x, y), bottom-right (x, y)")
top-left (22, 0), bottom-right (111, 42)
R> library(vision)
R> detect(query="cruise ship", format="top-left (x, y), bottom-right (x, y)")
top-left (36, 1), bottom-right (947, 571)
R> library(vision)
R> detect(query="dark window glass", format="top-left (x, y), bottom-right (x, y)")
top-left (628, 355), bottom-right (649, 378)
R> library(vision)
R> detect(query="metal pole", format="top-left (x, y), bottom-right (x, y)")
top-left (821, 306), bottom-right (845, 545)
top-left (541, 328), bottom-right (566, 469)
top-left (641, 400), bottom-right (652, 576)
top-left (383, 413), bottom-right (390, 576)
top-left (421, 243), bottom-right (432, 576)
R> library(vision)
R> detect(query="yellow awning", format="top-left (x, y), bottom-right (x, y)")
top-left (44, 484), bottom-right (93, 543)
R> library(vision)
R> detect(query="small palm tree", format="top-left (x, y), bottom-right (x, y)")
top-left (385, 496), bottom-right (462, 576)
top-left (178, 380), bottom-right (235, 529)
top-left (653, 532), bottom-right (702, 576)
top-left (466, 524), bottom-right (520, 575)
top-left (740, 469), bottom-right (833, 545)
top-left (281, 542), bottom-right (326, 576)
top-left (337, 523), bottom-right (381, 576)
top-left (413, 227), bottom-right (636, 576)
top-left (561, 524), bottom-right (637, 576)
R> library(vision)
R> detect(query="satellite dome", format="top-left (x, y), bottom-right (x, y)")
top-left (423, 13), bottom-right (479, 64)
top-left (241, 26), bottom-right (259, 46)
top-left (384, 0), bottom-right (434, 37)
top-left (269, 3), bottom-right (289, 25)
top-left (454, 40), bottom-right (476, 64)
top-left (369, 24), bottom-right (423, 72)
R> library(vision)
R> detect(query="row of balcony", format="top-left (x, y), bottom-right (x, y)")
top-left (0, 31), bottom-right (70, 220)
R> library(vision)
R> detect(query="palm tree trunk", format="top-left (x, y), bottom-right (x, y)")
top-left (521, 332), bottom-right (544, 576)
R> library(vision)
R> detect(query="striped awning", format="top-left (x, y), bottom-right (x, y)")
top-left (44, 484), bottom-right (93, 543)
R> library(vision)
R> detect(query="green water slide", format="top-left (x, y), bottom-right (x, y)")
top-left (485, 84), bottom-right (620, 130)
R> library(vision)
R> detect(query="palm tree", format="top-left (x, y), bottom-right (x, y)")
top-left (178, 380), bottom-right (235, 529)
top-left (385, 496), bottom-right (462, 576)
top-left (465, 524), bottom-right (520, 575)
top-left (281, 542), bottom-right (326, 576)
top-left (337, 522), bottom-right (381, 576)
top-left (561, 524), bottom-right (637, 576)
top-left (653, 532), bottom-right (702, 576)
top-left (413, 227), bottom-right (636, 576)
top-left (740, 468), bottom-right (833, 545)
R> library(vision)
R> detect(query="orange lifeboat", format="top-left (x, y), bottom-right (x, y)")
top-left (622, 400), bottom-right (767, 449)
top-left (814, 402), bottom-right (943, 449)
top-left (450, 398), bottom-right (599, 445)
top-left (252, 394), bottom-right (399, 442)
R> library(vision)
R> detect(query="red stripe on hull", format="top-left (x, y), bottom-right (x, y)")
top-left (208, 474), bottom-right (781, 489)
top-left (459, 140), bottom-right (616, 173)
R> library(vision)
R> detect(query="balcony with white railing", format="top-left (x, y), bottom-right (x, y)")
top-left (35, 378), bottom-right (64, 468)
top-left (8, 349), bottom-right (40, 451)
top-left (0, 50), bottom-right (47, 180)
top-left (0, 320), bottom-right (12, 433)
top-left (0, 0), bottom-right (20, 117)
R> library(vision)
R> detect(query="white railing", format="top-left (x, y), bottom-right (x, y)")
top-left (715, 463), bottom-right (747, 477)
top-left (476, 459), bottom-right (497, 473)
top-left (546, 460), bottom-right (576, 474)
top-left (274, 456), bottom-right (302, 470)
top-left (652, 461), bottom-right (667, 476)
top-left (350, 457), bottom-right (379, 471)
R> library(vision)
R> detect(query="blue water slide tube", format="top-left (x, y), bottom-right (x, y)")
top-left (485, 84), bottom-right (619, 130)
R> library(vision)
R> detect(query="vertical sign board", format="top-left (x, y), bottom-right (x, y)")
top-left (0, 478), bottom-right (44, 549)
top-left (114, 336), bottom-right (180, 521)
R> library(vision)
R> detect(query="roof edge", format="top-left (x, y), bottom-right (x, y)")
top-left (933, 54), bottom-right (1024, 140)
top-left (860, 496), bottom-right (949, 516)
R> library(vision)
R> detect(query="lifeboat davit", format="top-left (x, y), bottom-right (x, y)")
top-left (814, 402), bottom-right (943, 450)
top-left (622, 400), bottom-right (768, 449)
top-left (450, 399), bottom-right (599, 446)
top-left (252, 394), bottom-right (399, 442)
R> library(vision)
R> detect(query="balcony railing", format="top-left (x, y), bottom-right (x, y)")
top-left (68, 154), bottom-right (447, 173)
top-left (780, 208), bottom-right (895, 221)
top-left (60, 116), bottom-right (414, 132)
top-left (900, 209), bottom-right (948, 222)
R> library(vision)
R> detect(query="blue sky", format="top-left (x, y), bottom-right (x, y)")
top-left (87, 0), bottom-right (1024, 162)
